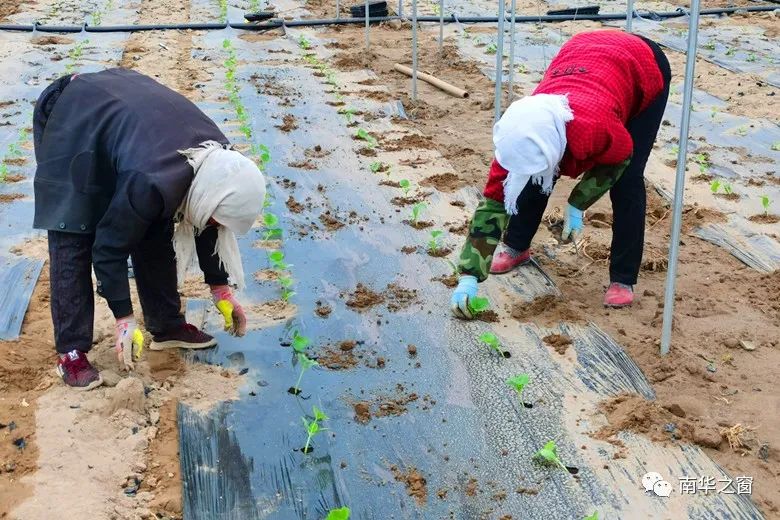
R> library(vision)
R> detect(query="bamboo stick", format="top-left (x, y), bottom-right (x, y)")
top-left (393, 63), bottom-right (469, 98)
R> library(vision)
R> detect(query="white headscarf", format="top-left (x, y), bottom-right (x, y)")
top-left (493, 94), bottom-right (574, 215)
top-left (174, 141), bottom-right (266, 291)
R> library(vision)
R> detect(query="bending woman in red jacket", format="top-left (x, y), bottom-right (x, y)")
top-left (451, 30), bottom-right (671, 318)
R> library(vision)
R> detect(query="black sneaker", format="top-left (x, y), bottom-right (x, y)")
top-left (56, 350), bottom-right (103, 390)
top-left (149, 324), bottom-right (217, 351)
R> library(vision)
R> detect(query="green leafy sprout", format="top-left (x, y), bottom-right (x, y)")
top-left (0, 163), bottom-right (8, 183)
top-left (735, 125), bottom-right (748, 137)
top-left (479, 332), bottom-right (502, 355)
top-left (218, 0), bottom-right (228, 22)
top-left (326, 507), bottom-right (351, 520)
top-left (427, 230), bottom-right (443, 253)
top-left (760, 195), bottom-right (771, 215)
top-left (692, 153), bottom-right (710, 173)
top-left (339, 107), bottom-right (356, 123)
top-left (279, 276), bottom-right (295, 302)
top-left (355, 128), bottom-right (377, 148)
top-left (583, 512), bottom-right (598, 520)
top-left (485, 42), bottom-right (498, 55)
top-left (746, 53), bottom-right (757, 62)
top-left (506, 374), bottom-right (530, 402)
top-left (467, 296), bottom-right (490, 315)
top-left (410, 202), bottom-right (426, 224)
top-left (771, 142), bottom-right (780, 152)
top-left (91, 9), bottom-right (102, 26)
top-left (298, 35), bottom-right (312, 50)
top-left (291, 329), bottom-right (310, 353)
top-left (399, 179), bottom-right (411, 195)
top-left (268, 250), bottom-right (291, 271)
top-left (710, 179), bottom-right (721, 194)
top-left (369, 161), bottom-right (384, 173)
top-left (302, 404), bottom-right (328, 453)
top-left (723, 183), bottom-right (733, 195)
top-left (294, 352), bottom-right (318, 394)
top-left (535, 440), bottom-right (567, 471)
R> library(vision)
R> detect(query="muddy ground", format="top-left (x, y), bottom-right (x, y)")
top-left (1, 0), bottom-right (779, 518)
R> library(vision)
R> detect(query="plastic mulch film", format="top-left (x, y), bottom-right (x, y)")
top-left (695, 222), bottom-right (780, 273)
top-left (0, 256), bottom-right (43, 340)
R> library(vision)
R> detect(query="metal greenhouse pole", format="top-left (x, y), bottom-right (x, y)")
top-left (412, 0), bottom-right (418, 101)
top-left (661, 0), bottom-right (702, 355)
top-left (626, 0), bottom-right (634, 31)
top-left (494, 0), bottom-right (506, 122)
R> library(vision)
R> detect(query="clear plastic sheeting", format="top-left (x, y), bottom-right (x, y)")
top-left (695, 223), bottom-right (780, 273)
top-left (0, 256), bottom-right (44, 340)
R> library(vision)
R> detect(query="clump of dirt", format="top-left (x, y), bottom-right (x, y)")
top-left (376, 391), bottom-right (419, 417)
top-left (317, 348), bottom-right (358, 370)
top-left (288, 159), bottom-right (317, 170)
top-left (427, 247), bottom-right (453, 258)
top-left (391, 466), bottom-right (427, 505)
top-left (1, 174), bottom-right (24, 183)
top-left (353, 402), bottom-right (371, 424)
top-left (3, 157), bottom-right (26, 166)
top-left (276, 114), bottom-right (298, 132)
top-left (314, 301), bottom-right (332, 318)
top-left (286, 196), bottom-right (304, 213)
top-left (379, 180), bottom-right (401, 188)
top-left (714, 192), bottom-right (741, 201)
top-left (381, 133), bottom-right (435, 151)
top-left (749, 214), bottom-right (780, 224)
top-left (476, 310), bottom-right (499, 323)
top-left (346, 283), bottom-right (385, 309)
top-left (357, 147), bottom-right (377, 157)
top-left (31, 35), bottom-right (74, 45)
top-left (404, 219), bottom-right (434, 230)
top-left (391, 195), bottom-right (425, 206)
top-left (319, 211), bottom-right (345, 231)
top-left (254, 269), bottom-right (280, 282)
top-left (543, 334), bottom-right (573, 355)
top-left (511, 295), bottom-right (583, 325)
top-left (448, 220), bottom-right (469, 235)
top-left (401, 245), bottom-right (417, 254)
top-left (407, 344), bottom-right (417, 356)
top-left (0, 193), bottom-right (24, 203)
top-left (450, 200), bottom-right (466, 208)
top-left (465, 478), bottom-right (479, 496)
top-left (420, 172), bottom-right (466, 193)
top-left (304, 145), bottom-right (330, 158)
top-left (432, 274), bottom-right (458, 287)
top-left (594, 394), bottom-right (696, 445)
top-left (385, 283), bottom-right (418, 311)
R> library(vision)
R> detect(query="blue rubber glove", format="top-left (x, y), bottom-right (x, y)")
top-left (450, 275), bottom-right (478, 320)
top-left (562, 203), bottom-right (584, 241)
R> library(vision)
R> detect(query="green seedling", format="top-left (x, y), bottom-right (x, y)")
top-left (410, 203), bottom-right (426, 224)
top-left (746, 53), bottom-right (757, 62)
top-left (506, 374), bottom-right (530, 402)
top-left (479, 332), bottom-right (502, 355)
top-left (723, 183), bottom-right (733, 195)
top-left (263, 192), bottom-right (273, 208)
top-left (279, 275), bottom-right (294, 289)
top-left (18, 128), bottom-right (28, 142)
top-left (326, 73), bottom-right (338, 87)
top-left (326, 507), bottom-right (351, 520)
top-left (294, 353), bottom-right (318, 395)
top-left (772, 142), bottom-right (780, 152)
top-left (399, 179), bottom-right (411, 195)
top-left (583, 513), bottom-right (598, 520)
top-left (516, 63), bottom-right (528, 74)
top-left (355, 128), bottom-right (377, 148)
top-left (249, 0), bottom-right (260, 10)
top-left (281, 288), bottom-right (296, 302)
top-left (445, 259), bottom-right (458, 276)
top-left (427, 230), bottom-right (443, 253)
top-left (369, 161), bottom-right (384, 173)
top-left (291, 330), bottom-right (310, 353)
top-left (263, 228), bottom-right (282, 241)
top-left (338, 107), bottom-right (356, 123)
top-left (301, 404), bottom-right (327, 453)
top-left (263, 212), bottom-right (279, 228)
top-left (735, 125), bottom-right (748, 137)
top-left (725, 47), bottom-right (736, 56)
top-left (710, 179), bottom-right (721, 194)
top-left (693, 153), bottom-right (710, 173)
top-left (703, 42), bottom-right (715, 51)
top-left (535, 440), bottom-right (567, 471)
top-left (239, 124), bottom-right (252, 139)
top-left (250, 143), bottom-right (271, 165)
top-left (760, 195), bottom-right (771, 215)
top-left (218, 0), bottom-right (228, 22)
top-left (91, 10), bottom-right (101, 26)
top-left (268, 250), bottom-right (291, 270)
top-left (467, 296), bottom-right (490, 315)
top-left (6, 143), bottom-right (21, 157)
top-left (485, 42), bottom-right (498, 55)
top-left (0, 163), bottom-right (8, 182)
top-left (298, 35), bottom-right (312, 50)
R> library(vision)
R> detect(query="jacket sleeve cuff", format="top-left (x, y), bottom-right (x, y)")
top-left (204, 273), bottom-right (229, 286)
top-left (107, 298), bottom-right (133, 319)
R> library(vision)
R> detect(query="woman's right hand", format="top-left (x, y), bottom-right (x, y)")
top-left (450, 275), bottom-right (478, 320)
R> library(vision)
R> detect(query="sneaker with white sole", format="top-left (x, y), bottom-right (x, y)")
top-left (149, 323), bottom-right (217, 351)
top-left (56, 350), bottom-right (103, 390)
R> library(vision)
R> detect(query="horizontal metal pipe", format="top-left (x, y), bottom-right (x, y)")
top-left (0, 5), bottom-right (775, 33)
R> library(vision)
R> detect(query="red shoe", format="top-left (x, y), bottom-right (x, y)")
top-left (490, 248), bottom-right (531, 274)
top-left (150, 323), bottom-right (217, 351)
top-left (56, 350), bottom-right (103, 390)
top-left (604, 282), bottom-right (634, 307)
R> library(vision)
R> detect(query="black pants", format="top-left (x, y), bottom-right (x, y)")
top-left (48, 220), bottom-right (185, 354)
top-left (503, 37), bottom-right (672, 285)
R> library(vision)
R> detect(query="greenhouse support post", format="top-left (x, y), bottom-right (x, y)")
top-left (661, 0), bottom-right (702, 355)
top-left (494, 0), bottom-right (506, 123)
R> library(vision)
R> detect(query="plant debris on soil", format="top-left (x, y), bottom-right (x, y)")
top-left (748, 214), bottom-right (780, 224)
top-left (286, 196), bottom-right (304, 213)
top-left (390, 465), bottom-right (428, 505)
top-left (314, 301), bottom-right (332, 318)
top-left (345, 283), bottom-right (385, 309)
top-left (319, 211), bottom-right (345, 231)
top-left (543, 334), bottom-right (573, 355)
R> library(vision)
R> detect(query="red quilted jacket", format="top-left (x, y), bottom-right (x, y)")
top-left (533, 30), bottom-right (665, 178)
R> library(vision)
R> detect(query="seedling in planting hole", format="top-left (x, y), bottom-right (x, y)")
top-left (692, 153), bottom-right (710, 173)
top-left (339, 107), bottom-right (357, 123)
top-left (710, 180), bottom-right (721, 194)
top-left (399, 179), bottom-right (412, 195)
top-left (725, 47), bottom-right (736, 57)
top-left (506, 374), bottom-right (530, 402)
top-left (91, 10), bottom-right (101, 26)
top-left (746, 53), bottom-right (757, 62)
top-left (485, 42), bottom-right (498, 55)
top-left (735, 125), bottom-right (748, 137)
top-left (263, 228), bottom-right (282, 241)
top-left (445, 259), bottom-right (458, 276)
top-left (281, 288), bottom-right (296, 302)
top-left (326, 507), bottom-right (351, 520)
top-left (467, 296), bottom-right (490, 316)
top-left (772, 142), bottom-right (780, 152)
top-left (268, 250), bottom-right (291, 271)
top-left (535, 440), bottom-right (568, 471)
top-left (291, 329), bottom-right (310, 353)
top-left (703, 42), bottom-right (715, 51)
top-left (251, 143), bottom-right (271, 165)
top-left (298, 35), bottom-right (312, 50)
top-left (218, 0), bottom-right (228, 21)
top-left (263, 212), bottom-right (279, 228)
top-left (723, 183), bottom-right (733, 195)
top-left (479, 332), bottom-right (503, 355)
top-left (583, 513), bottom-right (598, 520)
top-left (0, 164), bottom-right (8, 182)
top-left (293, 353), bottom-right (318, 395)
top-left (427, 230), bottom-right (443, 253)
top-left (369, 161), bottom-right (384, 173)
top-left (410, 203), bottom-right (426, 225)
top-left (7, 143), bottom-right (22, 157)
top-left (301, 405), bottom-right (328, 453)
top-left (760, 195), bottom-right (771, 215)
top-left (239, 124), bottom-right (252, 139)
top-left (355, 128), bottom-right (377, 148)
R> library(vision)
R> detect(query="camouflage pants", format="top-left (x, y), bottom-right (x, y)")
top-left (456, 198), bottom-right (508, 282)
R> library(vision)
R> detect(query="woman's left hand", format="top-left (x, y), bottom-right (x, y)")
top-left (562, 203), bottom-right (584, 241)
top-left (210, 285), bottom-right (247, 337)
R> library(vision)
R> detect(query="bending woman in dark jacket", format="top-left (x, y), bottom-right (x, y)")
top-left (451, 30), bottom-right (671, 318)
top-left (33, 68), bottom-right (266, 389)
